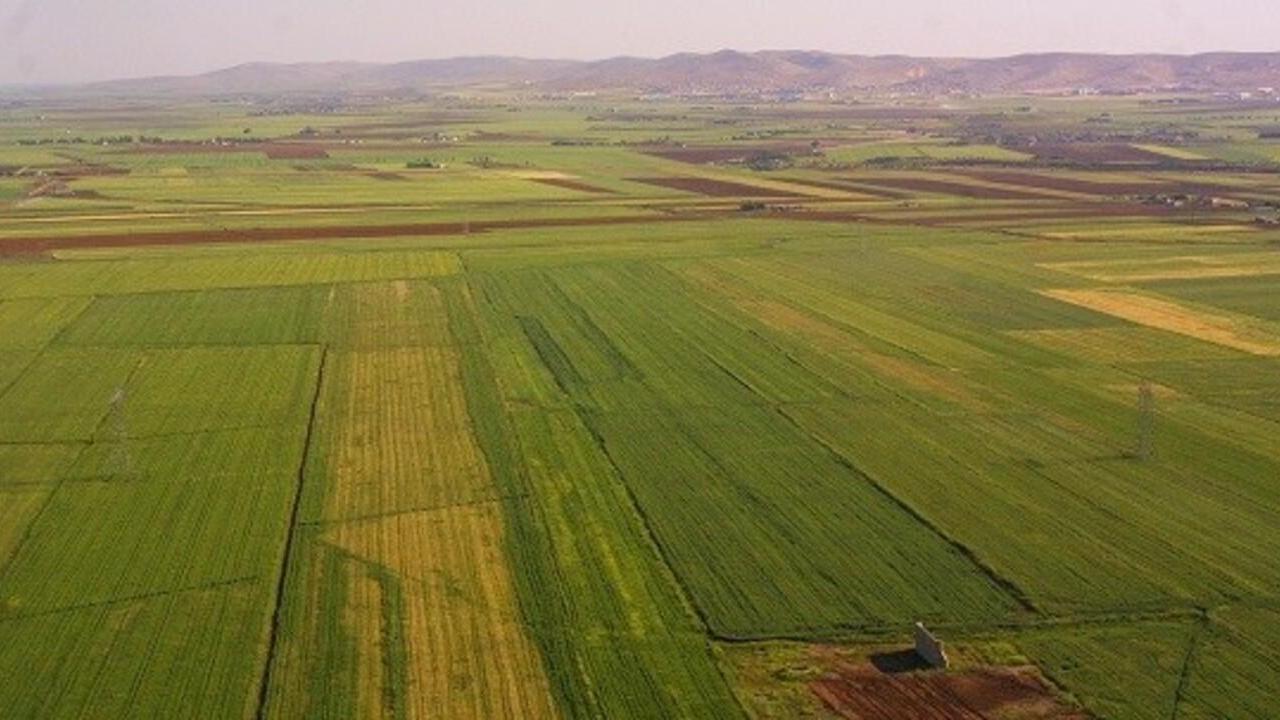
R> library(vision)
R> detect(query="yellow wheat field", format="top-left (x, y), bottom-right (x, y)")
top-left (280, 339), bottom-right (559, 719)
top-left (1043, 289), bottom-right (1280, 356)
top-left (328, 503), bottom-right (558, 720)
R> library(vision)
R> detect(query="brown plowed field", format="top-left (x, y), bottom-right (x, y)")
top-left (1026, 144), bottom-right (1175, 164)
top-left (631, 176), bottom-right (804, 198)
top-left (782, 203), bottom-right (1183, 226)
top-left (781, 178), bottom-right (909, 198)
top-left (811, 662), bottom-right (1085, 720)
top-left (531, 177), bottom-right (617, 194)
top-left (851, 176), bottom-right (1063, 200)
top-left (0, 213), bottom-right (716, 256)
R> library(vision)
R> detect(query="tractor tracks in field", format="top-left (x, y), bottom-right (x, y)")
top-left (253, 345), bottom-right (328, 720)
top-left (0, 575), bottom-right (260, 624)
top-left (1169, 608), bottom-right (1210, 720)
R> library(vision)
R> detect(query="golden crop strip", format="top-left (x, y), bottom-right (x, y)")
top-left (1042, 289), bottom-right (1280, 356)
top-left (291, 334), bottom-right (558, 719)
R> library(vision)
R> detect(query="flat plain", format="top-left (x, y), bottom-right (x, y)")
top-left (0, 91), bottom-right (1278, 718)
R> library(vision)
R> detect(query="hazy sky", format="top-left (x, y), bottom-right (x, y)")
top-left (2, 0), bottom-right (1277, 84)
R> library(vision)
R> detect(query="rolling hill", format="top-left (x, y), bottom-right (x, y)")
top-left (69, 50), bottom-right (1280, 96)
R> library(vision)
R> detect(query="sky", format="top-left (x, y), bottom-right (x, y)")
top-left (2, 0), bottom-right (1278, 85)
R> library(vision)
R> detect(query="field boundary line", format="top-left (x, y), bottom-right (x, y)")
top-left (0, 574), bottom-right (260, 624)
top-left (297, 492), bottom-right (528, 528)
top-left (576, 413), bottom-right (753, 720)
top-left (685, 336), bottom-right (1037, 616)
top-left (1169, 609), bottom-right (1209, 720)
top-left (0, 352), bottom-right (145, 581)
top-left (252, 345), bottom-right (327, 720)
top-left (0, 293), bottom-right (97, 399)
top-left (776, 404), bottom-right (1040, 615)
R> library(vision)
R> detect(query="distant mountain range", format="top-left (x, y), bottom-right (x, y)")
top-left (65, 50), bottom-right (1280, 96)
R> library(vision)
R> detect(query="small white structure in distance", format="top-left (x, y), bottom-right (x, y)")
top-left (914, 622), bottom-right (949, 669)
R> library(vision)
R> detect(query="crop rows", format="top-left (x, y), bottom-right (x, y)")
top-left (263, 279), bottom-right (558, 719)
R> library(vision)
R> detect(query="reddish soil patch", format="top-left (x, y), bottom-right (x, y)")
top-left (366, 172), bottom-right (409, 181)
top-left (1026, 144), bottom-right (1174, 165)
top-left (531, 177), bottom-right (616, 194)
top-left (780, 177), bottom-right (909, 198)
top-left (0, 213), bottom-right (724, 256)
top-left (852, 176), bottom-right (1062, 200)
top-left (811, 662), bottom-right (1085, 720)
top-left (631, 176), bottom-right (804, 198)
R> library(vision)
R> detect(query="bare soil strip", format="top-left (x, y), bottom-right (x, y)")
top-left (849, 176), bottom-right (1070, 201)
top-left (811, 662), bottom-right (1085, 720)
top-left (630, 176), bottom-right (806, 198)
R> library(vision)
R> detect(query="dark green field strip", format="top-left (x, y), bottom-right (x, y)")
top-left (447, 279), bottom-right (746, 718)
top-left (471, 265), bottom-right (1024, 638)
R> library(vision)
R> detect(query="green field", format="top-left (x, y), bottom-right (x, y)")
top-left (1, 93), bottom-right (1278, 719)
